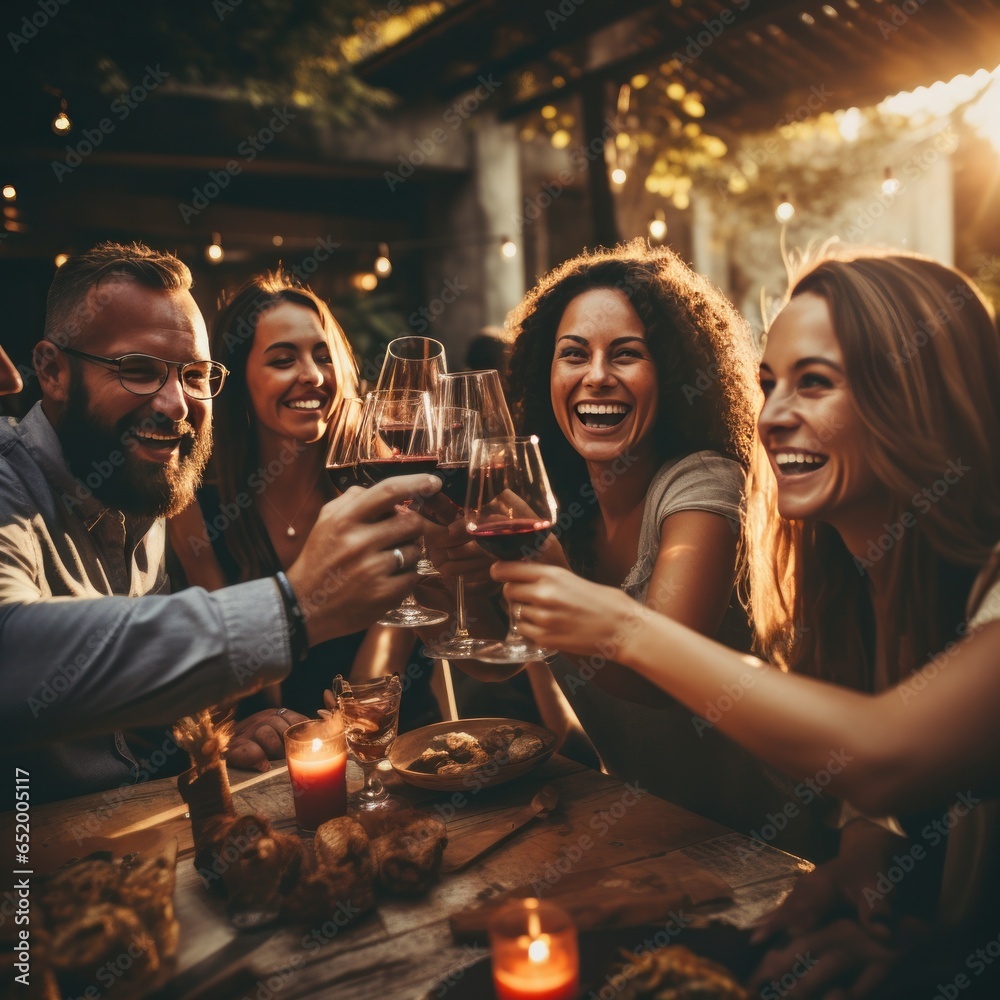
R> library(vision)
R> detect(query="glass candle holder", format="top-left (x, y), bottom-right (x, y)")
top-left (489, 898), bottom-right (579, 1000)
top-left (284, 715), bottom-right (347, 833)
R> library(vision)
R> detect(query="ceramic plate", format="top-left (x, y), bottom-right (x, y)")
top-left (389, 718), bottom-right (557, 792)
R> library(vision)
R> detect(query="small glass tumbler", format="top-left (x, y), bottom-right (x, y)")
top-left (489, 898), bottom-right (580, 1000)
top-left (284, 714), bottom-right (348, 833)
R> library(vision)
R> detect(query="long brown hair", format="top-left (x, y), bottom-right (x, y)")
top-left (747, 251), bottom-right (1000, 687)
top-left (506, 239), bottom-right (759, 565)
top-left (209, 270), bottom-right (358, 581)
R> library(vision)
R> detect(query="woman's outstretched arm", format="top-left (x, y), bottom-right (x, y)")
top-left (495, 561), bottom-right (1000, 816)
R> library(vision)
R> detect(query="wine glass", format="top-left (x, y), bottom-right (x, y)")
top-left (375, 336), bottom-right (447, 394)
top-left (423, 370), bottom-right (515, 661)
top-left (376, 337), bottom-right (448, 573)
top-left (326, 396), bottom-right (364, 494)
top-left (465, 435), bottom-right (557, 664)
top-left (356, 389), bottom-right (449, 628)
top-left (334, 673), bottom-right (404, 816)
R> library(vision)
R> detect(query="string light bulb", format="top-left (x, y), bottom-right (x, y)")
top-left (611, 167), bottom-right (627, 185)
top-left (54, 253), bottom-right (70, 268)
top-left (881, 166), bottom-right (901, 196)
top-left (374, 243), bottom-right (392, 277)
top-left (2, 185), bottom-right (15, 201)
top-left (51, 98), bottom-right (71, 134)
top-left (500, 237), bottom-right (517, 258)
top-left (775, 194), bottom-right (795, 224)
top-left (648, 210), bottom-right (667, 241)
top-left (206, 233), bottom-right (224, 263)
top-left (352, 272), bottom-right (378, 291)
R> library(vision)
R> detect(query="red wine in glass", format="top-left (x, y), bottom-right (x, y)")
top-left (469, 517), bottom-right (553, 561)
top-left (435, 462), bottom-right (470, 509)
top-left (329, 464), bottom-right (362, 493)
top-left (359, 455), bottom-right (440, 486)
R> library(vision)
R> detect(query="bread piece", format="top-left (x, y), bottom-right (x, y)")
top-left (314, 816), bottom-right (374, 883)
top-left (52, 903), bottom-right (158, 981)
top-left (506, 734), bottom-right (545, 763)
top-left (371, 813), bottom-right (447, 894)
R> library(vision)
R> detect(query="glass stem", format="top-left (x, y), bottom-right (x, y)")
top-left (360, 759), bottom-right (385, 802)
top-left (399, 592), bottom-right (418, 609)
top-left (452, 575), bottom-right (470, 640)
top-left (506, 600), bottom-right (522, 643)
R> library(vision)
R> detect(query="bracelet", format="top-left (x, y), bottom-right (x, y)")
top-left (275, 571), bottom-right (309, 663)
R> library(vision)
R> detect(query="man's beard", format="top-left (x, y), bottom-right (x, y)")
top-left (58, 381), bottom-right (213, 519)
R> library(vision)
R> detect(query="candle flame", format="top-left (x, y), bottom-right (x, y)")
top-left (528, 911), bottom-right (541, 940)
top-left (311, 737), bottom-right (323, 752)
top-left (527, 937), bottom-right (550, 964)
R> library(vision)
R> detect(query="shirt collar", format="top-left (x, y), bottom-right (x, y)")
top-left (16, 401), bottom-right (156, 537)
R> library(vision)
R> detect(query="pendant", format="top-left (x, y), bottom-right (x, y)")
top-left (286, 526), bottom-right (296, 538)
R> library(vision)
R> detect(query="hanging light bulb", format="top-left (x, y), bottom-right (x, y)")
top-left (272, 235), bottom-right (284, 247)
top-left (352, 272), bottom-right (378, 291)
top-left (775, 194), bottom-right (795, 224)
top-left (51, 98), bottom-right (71, 134)
top-left (500, 237), bottom-right (517, 258)
top-left (206, 233), bottom-right (224, 263)
top-left (881, 166), bottom-right (901, 196)
top-left (2, 185), bottom-right (16, 202)
top-left (648, 210), bottom-right (667, 241)
top-left (611, 167), bottom-right (627, 186)
top-left (374, 242), bottom-right (392, 277)
top-left (54, 253), bottom-right (70, 268)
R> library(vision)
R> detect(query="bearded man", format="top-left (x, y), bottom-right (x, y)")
top-left (0, 243), bottom-right (432, 802)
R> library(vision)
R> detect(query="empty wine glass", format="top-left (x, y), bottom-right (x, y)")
top-left (423, 370), bottom-right (515, 661)
top-left (465, 435), bottom-right (557, 664)
top-left (334, 674), bottom-right (404, 815)
top-left (375, 336), bottom-right (447, 394)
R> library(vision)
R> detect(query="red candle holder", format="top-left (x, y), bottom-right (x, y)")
top-left (284, 715), bottom-right (348, 833)
top-left (489, 898), bottom-right (579, 1000)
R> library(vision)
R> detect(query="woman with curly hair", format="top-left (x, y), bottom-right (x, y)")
top-left (496, 250), bottom-right (1000, 992)
top-left (436, 241), bottom-right (833, 851)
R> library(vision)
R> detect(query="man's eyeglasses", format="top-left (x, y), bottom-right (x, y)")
top-left (58, 346), bottom-right (229, 400)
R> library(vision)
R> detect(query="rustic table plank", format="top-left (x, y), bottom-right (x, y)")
top-left (24, 754), bottom-right (811, 1000)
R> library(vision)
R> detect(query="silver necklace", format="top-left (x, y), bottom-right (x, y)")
top-left (260, 490), bottom-right (313, 538)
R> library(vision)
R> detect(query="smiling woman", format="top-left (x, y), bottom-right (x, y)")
top-left (167, 271), bottom-right (415, 727)
top-left (454, 240), bottom-right (836, 855)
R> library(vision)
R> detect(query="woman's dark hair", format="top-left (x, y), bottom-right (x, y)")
top-left (506, 239), bottom-right (758, 564)
top-left (209, 270), bottom-right (358, 581)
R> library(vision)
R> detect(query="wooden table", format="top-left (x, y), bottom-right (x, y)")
top-left (27, 755), bottom-right (812, 999)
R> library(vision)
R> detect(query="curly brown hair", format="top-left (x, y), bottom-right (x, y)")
top-left (505, 239), bottom-right (759, 561)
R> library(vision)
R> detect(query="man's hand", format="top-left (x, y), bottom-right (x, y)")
top-left (227, 708), bottom-right (309, 772)
top-left (422, 515), bottom-right (497, 588)
top-left (285, 475), bottom-right (439, 646)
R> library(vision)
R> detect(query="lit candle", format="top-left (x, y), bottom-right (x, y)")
top-left (284, 716), bottom-right (348, 832)
top-left (490, 899), bottom-right (579, 1000)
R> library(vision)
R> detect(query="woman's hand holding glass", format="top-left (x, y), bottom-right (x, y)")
top-left (491, 561), bottom-right (642, 660)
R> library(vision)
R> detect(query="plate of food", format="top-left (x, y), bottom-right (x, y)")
top-left (389, 718), bottom-right (558, 791)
